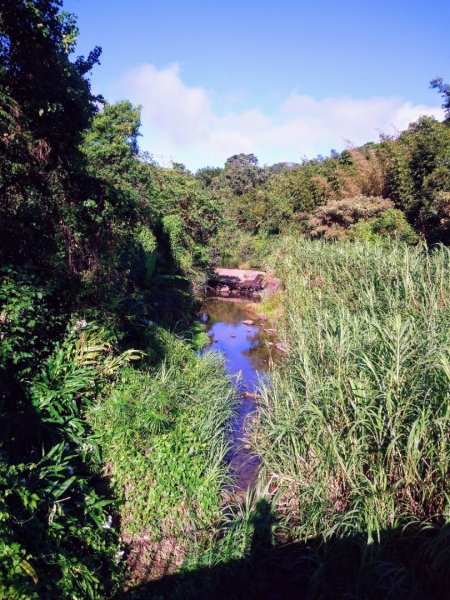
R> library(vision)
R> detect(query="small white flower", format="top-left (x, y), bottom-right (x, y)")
top-left (74, 319), bottom-right (88, 331)
top-left (115, 550), bottom-right (125, 563)
top-left (103, 515), bottom-right (113, 529)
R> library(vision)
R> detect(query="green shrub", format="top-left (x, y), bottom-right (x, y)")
top-left (307, 195), bottom-right (394, 239)
top-left (0, 267), bottom-right (66, 376)
top-left (351, 208), bottom-right (419, 244)
top-left (0, 325), bottom-right (143, 598)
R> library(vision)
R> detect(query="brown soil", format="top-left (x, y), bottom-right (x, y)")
top-left (122, 531), bottom-right (186, 589)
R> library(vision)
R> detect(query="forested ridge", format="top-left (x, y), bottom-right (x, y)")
top-left (1, 2), bottom-right (449, 598)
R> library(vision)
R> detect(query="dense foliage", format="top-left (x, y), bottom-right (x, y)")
top-left (196, 110), bottom-right (449, 264)
top-left (1, 1), bottom-right (450, 598)
top-left (0, 2), bottom-right (229, 597)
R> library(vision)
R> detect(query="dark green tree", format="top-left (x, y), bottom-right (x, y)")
top-left (430, 77), bottom-right (450, 123)
top-left (224, 153), bottom-right (268, 195)
top-left (0, 0), bottom-right (101, 271)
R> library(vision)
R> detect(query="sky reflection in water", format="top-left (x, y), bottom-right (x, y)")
top-left (201, 299), bottom-right (276, 490)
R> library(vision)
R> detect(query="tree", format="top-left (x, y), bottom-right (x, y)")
top-left (0, 0), bottom-right (101, 271)
top-left (430, 77), bottom-right (450, 123)
top-left (224, 153), bottom-right (267, 195)
top-left (0, 0), bottom-right (101, 165)
top-left (195, 165), bottom-right (222, 187)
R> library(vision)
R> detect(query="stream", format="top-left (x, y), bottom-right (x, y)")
top-left (200, 298), bottom-right (277, 491)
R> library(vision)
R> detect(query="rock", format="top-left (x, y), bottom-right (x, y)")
top-left (275, 342), bottom-right (289, 353)
top-left (206, 268), bottom-right (270, 299)
top-left (241, 391), bottom-right (261, 400)
top-left (243, 319), bottom-right (254, 326)
top-left (206, 269), bottom-right (281, 300)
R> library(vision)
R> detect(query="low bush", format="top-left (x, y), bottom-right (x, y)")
top-left (0, 323), bottom-right (141, 598)
top-left (307, 195), bottom-right (393, 239)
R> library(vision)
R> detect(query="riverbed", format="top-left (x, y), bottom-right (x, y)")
top-left (200, 298), bottom-right (277, 491)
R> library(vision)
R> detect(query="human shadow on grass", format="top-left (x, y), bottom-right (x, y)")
top-left (119, 498), bottom-right (450, 600)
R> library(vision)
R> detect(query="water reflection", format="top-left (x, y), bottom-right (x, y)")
top-left (201, 299), bottom-right (277, 491)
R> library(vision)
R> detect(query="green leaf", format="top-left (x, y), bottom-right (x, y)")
top-left (51, 475), bottom-right (76, 499)
top-left (19, 559), bottom-right (38, 584)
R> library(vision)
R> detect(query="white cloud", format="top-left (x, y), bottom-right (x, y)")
top-left (123, 63), bottom-right (212, 144)
top-left (121, 63), bottom-right (445, 170)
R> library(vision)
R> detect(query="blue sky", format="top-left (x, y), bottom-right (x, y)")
top-left (65, 0), bottom-right (449, 170)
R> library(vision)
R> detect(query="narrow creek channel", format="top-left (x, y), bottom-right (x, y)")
top-left (200, 298), bottom-right (278, 491)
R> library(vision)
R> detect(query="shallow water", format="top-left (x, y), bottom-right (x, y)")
top-left (200, 298), bottom-right (276, 491)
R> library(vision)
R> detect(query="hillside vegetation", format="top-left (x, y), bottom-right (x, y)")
top-left (1, 1), bottom-right (449, 598)
top-left (197, 104), bottom-right (450, 264)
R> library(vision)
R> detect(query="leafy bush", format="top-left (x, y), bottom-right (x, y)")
top-left (307, 195), bottom-right (394, 239)
top-left (351, 208), bottom-right (419, 244)
top-left (0, 324), bottom-right (140, 598)
top-left (0, 267), bottom-right (65, 376)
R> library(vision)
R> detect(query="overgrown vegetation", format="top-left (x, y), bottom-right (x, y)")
top-left (1, 0), bottom-right (450, 598)
top-left (90, 338), bottom-right (235, 586)
top-left (251, 239), bottom-right (450, 597)
top-left (0, 2), bottom-right (230, 597)
top-left (198, 109), bottom-right (450, 265)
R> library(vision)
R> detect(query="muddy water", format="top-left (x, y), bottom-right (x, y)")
top-left (200, 298), bottom-right (277, 491)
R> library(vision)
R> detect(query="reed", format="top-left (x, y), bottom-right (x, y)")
top-left (251, 238), bottom-right (450, 595)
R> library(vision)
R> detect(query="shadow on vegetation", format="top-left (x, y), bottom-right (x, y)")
top-left (0, 368), bottom-right (41, 462)
top-left (119, 499), bottom-right (450, 600)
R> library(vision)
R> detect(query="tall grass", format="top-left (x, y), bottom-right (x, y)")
top-left (252, 239), bottom-right (450, 595)
top-left (89, 327), bottom-right (236, 583)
